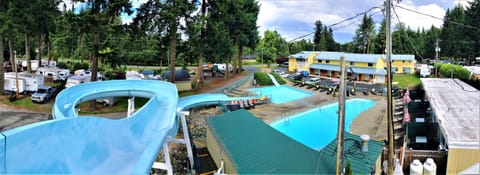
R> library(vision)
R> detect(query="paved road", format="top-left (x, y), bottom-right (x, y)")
top-left (205, 66), bottom-right (258, 93)
top-left (0, 104), bottom-right (50, 132)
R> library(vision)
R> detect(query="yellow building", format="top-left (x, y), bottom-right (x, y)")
top-left (288, 51), bottom-right (415, 84)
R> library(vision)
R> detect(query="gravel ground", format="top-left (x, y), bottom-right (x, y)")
top-left (151, 106), bottom-right (223, 175)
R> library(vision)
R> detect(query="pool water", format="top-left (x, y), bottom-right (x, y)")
top-left (271, 98), bottom-right (375, 150)
top-left (249, 85), bottom-right (313, 104)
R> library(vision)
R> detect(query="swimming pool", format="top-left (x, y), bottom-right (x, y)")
top-left (249, 85), bottom-right (313, 104)
top-left (271, 98), bottom-right (375, 150)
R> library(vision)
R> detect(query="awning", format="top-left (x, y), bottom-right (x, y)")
top-left (310, 64), bottom-right (387, 75)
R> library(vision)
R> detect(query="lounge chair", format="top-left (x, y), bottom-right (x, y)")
top-left (314, 85), bottom-right (322, 90)
top-left (293, 81), bottom-right (301, 86)
top-left (306, 84), bottom-right (314, 89)
top-left (363, 91), bottom-right (369, 95)
top-left (248, 99), bottom-right (255, 109)
top-left (371, 88), bottom-right (378, 95)
top-left (239, 100), bottom-right (244, 108)
top-left (243, 100), bottom-right (250, 109)
top-left (394, 111), bottom-right (403, 116)
top-left (299, 82), bottom-right (307, 87)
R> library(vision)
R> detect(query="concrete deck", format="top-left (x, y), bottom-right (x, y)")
top-left (247, 80), bottom-right (399, 141)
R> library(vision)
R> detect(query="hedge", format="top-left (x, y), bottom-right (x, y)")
top-left (254, 72), bottom-right (273, 85)
top-left (436, 63), bottom-right (480, 89)
top-left (270, 72), bottom-right (287, 85)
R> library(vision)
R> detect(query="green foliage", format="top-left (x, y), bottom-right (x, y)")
top-left (270, 72), bottom-right (286, 84)
top-left (437, 63), bottom-right (472, 80)
top-left (353, 14), bottom-right (375, 53)
top-left (72, 62), bottom-right (90, 70)
top-left (253, 72), bottom-right (273, 85)
top-left (345, 160), bottom-right (352, 175)
top-left (393, 74), bottom-right (421, 89)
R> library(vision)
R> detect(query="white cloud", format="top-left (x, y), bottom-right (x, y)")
top-left (257, 0), bottom-right (463, 42)
top-left (392, 0), bottom-right (446, 30)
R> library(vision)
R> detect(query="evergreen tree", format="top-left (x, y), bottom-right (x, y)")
top-left (352, 14), bottom-right (375, 53)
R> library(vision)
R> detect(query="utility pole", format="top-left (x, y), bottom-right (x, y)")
top-left (435, 39), bottom-right (440, 78)
top-left (13, 51), bottom-right (19, 99)
top-left (335, 56), bottom-right (346, 175)
top-left (385, 0), bottom-right (395, 174)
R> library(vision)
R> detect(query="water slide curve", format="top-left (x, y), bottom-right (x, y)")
top-left (0, 80), bottom-right (245, 174)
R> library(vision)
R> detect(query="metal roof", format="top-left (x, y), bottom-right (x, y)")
top-left (391, 54), bottom-right (415, 61)
top-left (310, 64), bottom-right (387, 75)
top-left (421, 78), bottom-right (480, 149)
top-left (206, 109), bottom-right (383, 174)
top-left (289, 51), bottom-right (318, 59)
top-left (308, 51), bottom-right (414, 62)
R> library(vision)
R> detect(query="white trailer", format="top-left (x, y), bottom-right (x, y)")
top-left (37, 67), bottom-right (70, 82)
top-left (5, 72), bottom-right (44, 92)
top-left (65, 74), bottom-right (91, 88)
top-left (3, 77), bottom-right (25, 94)
top-left (21, 60), bottom-right (40, 71)
top-left (420, 64), bottom-right (431, 78)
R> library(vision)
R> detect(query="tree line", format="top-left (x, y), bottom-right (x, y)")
top-left (2, 0), bottom-right (480, 93)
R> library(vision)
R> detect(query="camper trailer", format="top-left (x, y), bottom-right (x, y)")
top-left (5, 72), bottom-right (44, 92)
top-left (3, 77), bottom-right (25, 94)
top-left (65, 74), bottom-right (91, 88)
top-left (420, 64), bottom-right (431, 78)
top-left (37, 67), bottom-right (70, 82)
top-left (21, 60), bottom-right (40, 71)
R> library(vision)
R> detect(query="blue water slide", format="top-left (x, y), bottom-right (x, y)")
top-left (0, 80), bottom-right (178, 174)
top-left (0, 80), bottom-right (262, 174)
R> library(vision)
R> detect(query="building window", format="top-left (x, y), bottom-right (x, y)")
top-left (368, 63), bottom-right (373, 67)
top-left (350, 62), bottom-right (354, 66)
top-left (402, 60), bottom-right (405, 63)
top-left (326, 60), bottom-right (330, 64)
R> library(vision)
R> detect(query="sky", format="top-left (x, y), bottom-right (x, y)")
top-left (257, 0), bottom-right (473, 43)
top-left (60, 0), bottom-right (473, 44)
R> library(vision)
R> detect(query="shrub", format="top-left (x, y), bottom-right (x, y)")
top-left (254, 72), bottom-right (273, 85)
top-left (270, 72), bottom-right (286, 85)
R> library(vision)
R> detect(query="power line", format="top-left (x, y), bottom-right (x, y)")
top-left (394, 4), bottom-right (480, 31)
top-left (332, 10), bottom-right (383, 31)
top-left (391, 5), bottom-right (423, 59)
top-left (288, 5), bottom-right (383, 42)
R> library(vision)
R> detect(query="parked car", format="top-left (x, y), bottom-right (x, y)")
top-left (96, 97), bottom-right (119, 106)
top-left (305, 77), bottom-right (321, 85)
top-left (279, 72), bottom-right (289, 78)
top-left (280, 62), bottom-right (289, 68)
top-left (291, 74), bottom-right (303, 81)
top-left (31, 85), bottom-right (57, 103)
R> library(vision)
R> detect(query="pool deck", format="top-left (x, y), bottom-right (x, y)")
top-left (248, 80), bottom-right (393, 141)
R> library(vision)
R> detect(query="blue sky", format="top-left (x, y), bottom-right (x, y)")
top-left (257, 0), bottom-right (472, 43)
top-left (62, 0), bottom-right (472, 44)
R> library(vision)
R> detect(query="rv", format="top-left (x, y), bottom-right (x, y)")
top-left (74, 69), bottom-right (104, 80)
top-left (21, 60), bottom-right (40, 71)
top-left (37, 67), bottom-right (71, 82)
top-left (420, 64), bottom-right (431, 78)
top-left (3, 77), bottom-right (25, 94)
top-left (5, 72), bottom-right (44, 92)
top-left (65, 74), bottom-right (91, 88)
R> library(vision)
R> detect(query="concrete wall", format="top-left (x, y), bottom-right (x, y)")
top-left (206, 127), bottom-right (237, 174)
top-left (446, 148), bottom-right (480, 174)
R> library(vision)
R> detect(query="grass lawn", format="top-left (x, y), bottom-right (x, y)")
top-left (1, 95), bottom-right (53, 113)
top-left (393, 74), bottom-right (421, 89)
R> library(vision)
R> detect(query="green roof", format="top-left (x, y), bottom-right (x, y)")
top-left (206, 109), bottom-right (384, 174)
